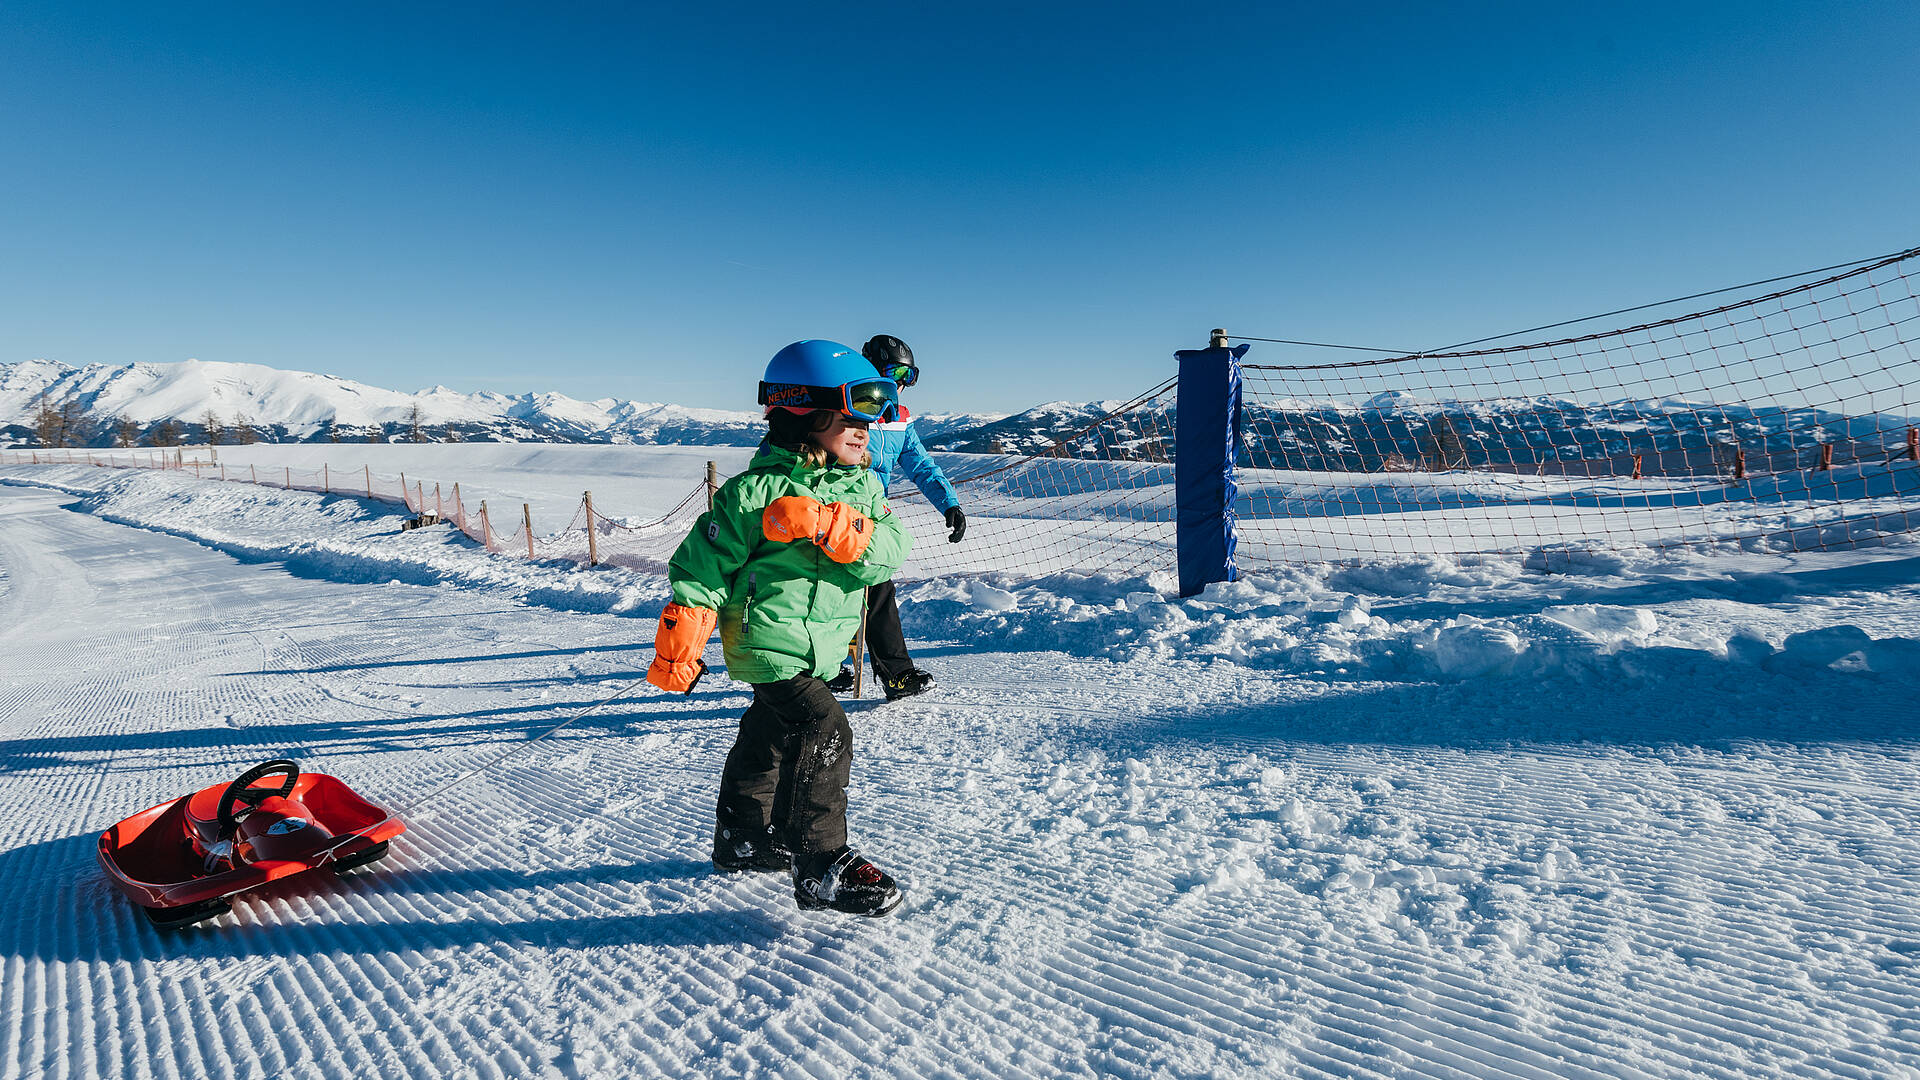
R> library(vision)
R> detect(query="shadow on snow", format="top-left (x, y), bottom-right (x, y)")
top-left (0, 831), bottom-right (782, 963)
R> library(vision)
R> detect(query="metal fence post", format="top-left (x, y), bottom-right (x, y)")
top-left (1173, 329), bottom-right (1248, 597)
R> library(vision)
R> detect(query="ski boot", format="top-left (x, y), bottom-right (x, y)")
top-left (712, 824), bottom-right (790, 873)
top-left (824, 664), bottom-right (857, 694)
top-left (792, 847), bottom-right (903, 917)
top-left (882, 667), bottom-right (934, 701)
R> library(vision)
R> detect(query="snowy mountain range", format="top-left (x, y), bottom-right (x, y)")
top-left (5, 358), bottom-right (1912, 478)
top-left (958, 395), bottom-right (1920, 477)
top-left (0, 358), bottom-right (1000, 448)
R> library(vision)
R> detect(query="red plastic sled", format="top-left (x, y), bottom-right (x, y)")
top-left (98, 759), bottom-right (405, 929)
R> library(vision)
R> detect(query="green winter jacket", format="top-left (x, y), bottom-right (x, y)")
top-left (667, 442), bottom-right (911, 683)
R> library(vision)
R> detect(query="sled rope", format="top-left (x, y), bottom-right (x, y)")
top-left (309, 671), bottom-right (659, 866)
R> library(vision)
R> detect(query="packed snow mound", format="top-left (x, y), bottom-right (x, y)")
top-left (896, 545), bottom-right (1920, 690)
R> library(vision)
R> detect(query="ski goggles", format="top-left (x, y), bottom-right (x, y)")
top-left (758, 377), bottom-right (900, 423)
top-left (880, 361), bottom-right (919, 388)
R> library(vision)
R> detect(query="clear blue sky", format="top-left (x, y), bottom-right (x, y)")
top-left (2, 2), bottom-right (1916, 413)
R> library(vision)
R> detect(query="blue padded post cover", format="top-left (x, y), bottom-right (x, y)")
top-left (1174, 343), bottom-right (1248, 597)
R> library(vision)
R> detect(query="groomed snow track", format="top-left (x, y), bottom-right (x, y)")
top-left (3, 480), bottom-right (1920, 1078)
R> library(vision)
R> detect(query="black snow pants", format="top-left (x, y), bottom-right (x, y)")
top-left (715, 674), bottom-right (852, 856)
top-left (860, 579), bottom-right (914, 682)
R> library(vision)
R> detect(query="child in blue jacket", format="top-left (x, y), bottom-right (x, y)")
top-left (825, 334), bottom-right (966, 700)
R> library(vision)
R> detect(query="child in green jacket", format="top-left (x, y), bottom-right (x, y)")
top-left (647, 340), bottom-right (912, 917)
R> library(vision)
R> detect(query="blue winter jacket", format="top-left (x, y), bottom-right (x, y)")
top-left (869, 412), bottom-right (960, 513)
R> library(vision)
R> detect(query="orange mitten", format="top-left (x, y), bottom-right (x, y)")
top-left (647, 602), bottom-right (715, 693)
top-left (762, 495), bottom-right (824, 544)
top-left (812, 501), bottom-right (873, 564)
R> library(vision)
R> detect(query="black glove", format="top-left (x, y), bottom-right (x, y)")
top-left (945, 506), bottom-right (966, 544)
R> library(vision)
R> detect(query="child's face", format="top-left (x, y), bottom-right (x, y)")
top-left (813, 412), bottom-right (870, 466)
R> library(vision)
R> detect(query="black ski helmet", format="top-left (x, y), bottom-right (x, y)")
top-left (861, 335), bottom-right (919, 387)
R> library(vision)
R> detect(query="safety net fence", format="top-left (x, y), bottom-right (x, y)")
top-left (1232, 246), bottom-right (1920, 568)
top-left (7, 245), bottom-right (1918, 583)
top-left (0, 393), bottom-right (1189, 583)
top-left (0, 450), bottom-right (716, 573)
top-left (891, 378), bottom-right (1180, 582)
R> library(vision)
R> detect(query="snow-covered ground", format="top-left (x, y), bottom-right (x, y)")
top-left (4, 451), bottom-right (1920, 1079)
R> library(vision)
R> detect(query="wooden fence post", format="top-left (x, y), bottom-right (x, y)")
top-left (583, 491), bottom-right (599, 566)
top-left (707, 460), bottom-right (718, 511)
top-left (435, 483), bottom-right (443, 517)
top-left (1819, 444), bottom-right (1834, 471)
top-left (1631, 453), bottom-right (1642, 481)
top-left (251, 464), bottom-right (258, 484)
top-left (524, 503), bottom-right (535, 558)
top-left (323, 463), bottom-right (330, 493)
top-left (417, 480), bottom-right (425, 513)
top-left (453, 483), bottom-right (464, 530)
top-left (1909, 427), bottom-right (1918, 462)
top-left (480, 500), bottom-right (492, 548)
top-left (1733, 449), bottom-right (1746, 482)
top-left (285, 466), bottom-right (292, 489)
top-left (365, 465), bottom-right (372, 498)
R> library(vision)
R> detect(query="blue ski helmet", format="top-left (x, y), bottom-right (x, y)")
top-left (759, 339), bottom-right (900, 422)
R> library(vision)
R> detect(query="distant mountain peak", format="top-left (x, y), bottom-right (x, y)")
top-left (0, 357), bottom-right (1004, 449)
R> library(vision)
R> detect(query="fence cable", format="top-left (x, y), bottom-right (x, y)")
top-left (1233, 243), bottom-right (1920, 370)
